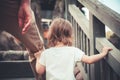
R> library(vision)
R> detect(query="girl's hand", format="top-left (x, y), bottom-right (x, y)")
top-left (102, 46), bottom-right (113, 55)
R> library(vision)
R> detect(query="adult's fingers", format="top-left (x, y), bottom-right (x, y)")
top-left (22, 19), bottom-right (31, 34)
top-left (18, 17), bottom-right (23, 28)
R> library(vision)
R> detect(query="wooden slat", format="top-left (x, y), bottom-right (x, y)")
top-left (96, 38), bottom-right (120, 77)
top-left (89, 13), bottom-right (105, 80)
top-left (69, 4), bottom-right (90, 39)
top-left (78, 0), bottom-right (120, 38)
top-left (0, 50), bottom-right (28, 60)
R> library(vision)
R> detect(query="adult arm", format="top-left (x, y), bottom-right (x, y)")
top-left (18, 0), bottom-right (35, 34)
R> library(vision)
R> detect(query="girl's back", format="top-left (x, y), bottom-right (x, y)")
top-left (40, 46), bottom-right (84, 80)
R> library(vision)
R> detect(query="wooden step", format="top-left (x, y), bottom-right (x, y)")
top-left (0, 60), bottom-right (34, 79)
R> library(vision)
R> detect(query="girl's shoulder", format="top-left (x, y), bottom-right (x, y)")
top-left (44, 46), bottom-right (82, 52)
top-left (47, 46), bottom-right (80, 49)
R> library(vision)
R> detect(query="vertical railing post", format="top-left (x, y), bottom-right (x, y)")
top-left (89, 13), bottom-right (105, 80)
top-left (64, 0), bottom-right (69, 19)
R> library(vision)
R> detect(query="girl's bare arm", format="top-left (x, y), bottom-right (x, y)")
top-left (81, 46), bottom-right (112, 64)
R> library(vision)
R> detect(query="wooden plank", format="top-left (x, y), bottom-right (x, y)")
top-left (0, 60), bottom-right (34, 78)
top-left (77, 0), bottom-right (120, 38)
top-left (89, 13), bottom-right (105, 80)
top-left (69, 4), bottom-right (90, 39)
top-left (96, 38), bottom-right (120, 77)
top-left (0, 51), bottom-right (28, 60)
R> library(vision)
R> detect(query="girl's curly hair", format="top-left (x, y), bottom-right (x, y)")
top-left (48, 18), bottom-right (74, 47)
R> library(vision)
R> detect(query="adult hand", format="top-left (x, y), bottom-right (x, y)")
top-left (18, 0), bottom-right (34, 34)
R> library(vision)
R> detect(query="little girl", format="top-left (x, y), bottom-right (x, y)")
top-left (36, 18), bottom-right (112, 80)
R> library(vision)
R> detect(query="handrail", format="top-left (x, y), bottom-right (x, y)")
top-left (77, 0), bottom-right (120, 38)
top-left (96, 38), bottom-right (120, 77)
top-left (69, 4), bottom-right (90, 39)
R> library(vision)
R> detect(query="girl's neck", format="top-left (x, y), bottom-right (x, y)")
top-left (55, 42), bottom-right (65, 47)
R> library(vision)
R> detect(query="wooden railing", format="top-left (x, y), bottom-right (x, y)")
top-left (65, 0), bottom-right (120, 80)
